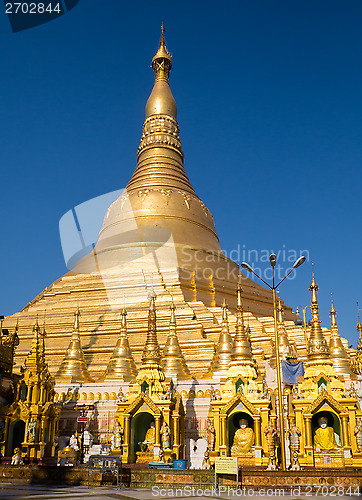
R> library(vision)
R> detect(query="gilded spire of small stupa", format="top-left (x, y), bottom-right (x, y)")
top-left (228, 281), bottom-right (257, 379)
top-left (306, 269), bottom-right (331, 362)
top-left (275, 300), bottom-right (295, 361)
top-left (102, 308), bottom-right (137, 382)
top-left (141, 292), bottom-right (162, 364)
top-left (352, 307), bottom-right (362, 375)
top-left (24, 317), bottom-right (43, 373)
top-left (328, 298), bottom-right (354, 378)
top-left (55, 308), bottom-right (93, 383)
top-left (162, 301), bottom-right (193, 379)
top-left (40, 312), bottom-right (47, 368)
top-left (204, 299), bottom-right (233, 378)
top-left (135, 293), bottom-right (166, 396)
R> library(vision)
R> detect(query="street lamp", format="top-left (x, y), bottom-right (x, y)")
top-left (240, 254), bottom-right (305, 471)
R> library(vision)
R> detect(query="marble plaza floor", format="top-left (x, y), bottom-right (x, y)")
top-left (0, 484), bottom-right (360, 500)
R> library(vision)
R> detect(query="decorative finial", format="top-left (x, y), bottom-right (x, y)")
top-left (222, 299), bottom-right (228, 322)
top-left (121, 307), bottom-right (127, 329)
top-left (329, 295), bottom-right (337, 327)
top-left (237, 279), bottom-right (243, 309)
top-left (170, 300), bottom-right (176, 324)
top-left (357, 302), bottom-right (361, 332)
top-left (277, 300), bottom-right (284, 324)
top-left (309, 265), bottom-right (318, 303)
top-left (74, 307), bottom-right (81, 331)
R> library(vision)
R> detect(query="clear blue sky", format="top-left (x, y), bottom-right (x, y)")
top-left (1, 1), bottom-right (361, 345)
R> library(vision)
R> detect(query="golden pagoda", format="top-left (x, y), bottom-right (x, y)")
top-left (161, 302), bottom-right (193, 380)
top-left (0, 319), bottom-right (59, 460)
top-left (55, 309), bottom-right (93, 383)
top-left (329, 300), bottom-right (355, 380)
top-left (204, 300), bottom-right (233, 378)
top-left (291, 277), bottom-right (362, 468)
top-left (101, 308), bottom-right (137, 382)
top-left (303, 274), bottom-right (334, 379)
top-left (227, 283), bottom-right (258, 380)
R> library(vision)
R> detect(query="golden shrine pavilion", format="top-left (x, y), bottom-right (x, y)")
top-left (1, 28), bottom-right (362, 469)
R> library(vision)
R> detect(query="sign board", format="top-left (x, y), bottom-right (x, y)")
top-left (88, 455), bottom-right (122, 489)
top-left (215, 457), bottom-right (238, 474)
top-left (77, 416), bottom-right (88, 423)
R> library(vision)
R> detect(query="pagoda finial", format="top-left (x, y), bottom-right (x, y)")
top-left (74, 307), bottom-right (80, 331)
top-left (151, 23), bottom-right (172, 78)
top-left (330, 295), bottom-right (337, 329)
top-left (307, 272), bottom-right (331, 362)
top-left (357, 302), bottom-right (362, 342)
top-left (222, 299), bottom-right (228, 323)
top-left (144, 26), bottom-right (177, 119)
top-left (170, 299), bottom-right (176, 325)
top-left (352, 305), bottom-right (362, 375)
top-left (277, 300), bottom-right (284, 324)
top-left (121, 307), bottom-right (127, 329)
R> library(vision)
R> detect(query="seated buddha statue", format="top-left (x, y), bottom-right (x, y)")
top-left (231, 418), bottom-right (254, 455)
top-left (314, 416), bottom-right (340, 450)
top-left (143, 422), bottom-right (156, 452)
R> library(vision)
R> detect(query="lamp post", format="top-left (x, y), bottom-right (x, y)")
top-left (240, 254), bottom-right (305, 471)
top-left (295, 305), bottom-right (311, 344)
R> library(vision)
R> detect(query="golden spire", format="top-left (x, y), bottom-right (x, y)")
top-left (102, 308), bottom-right (138, 382)
top-left (55, 308), bottom-right (93, 383)
top-left (306, 272), bottom-right (331, 363)
top-left (92, 25), bottom-right (224, 282)
top-left (204, 299), bottom-right (233, 378)
top-left (228, 282), bottom-right (257, 379)
top-left (352, 310), bottom-right (362, 375)
top-left (22, 317), bottom-right (53, 392)
top-left (328, 299), bottom-right (354, 378)
top-left (146, 24), bottom-right (176, 118)
top-left (162, 301), bottom-right (193, 379)
top-left (24, 317), bottom-right (44, 373)
top-left (25, 317), bottom-right (48, 374)
top-left (136, 294), bottom-right (166, 396)
top-left (141, 293), bottom-right (162, 364)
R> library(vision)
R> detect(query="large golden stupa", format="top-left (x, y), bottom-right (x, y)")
top-left (6, 28), bottom-right (303, 380)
